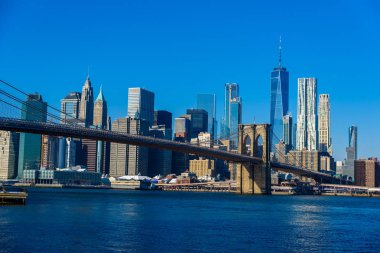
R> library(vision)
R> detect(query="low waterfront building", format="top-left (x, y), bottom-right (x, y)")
top-left (22, 167), bottom-right (101, 185)
top-left (189, 158), bottom-right (215, 178)
top-left (354, 158), bottom-right (380, 187)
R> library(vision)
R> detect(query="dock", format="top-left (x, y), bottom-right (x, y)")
top-left (0, 191), bottom-right (28, 205)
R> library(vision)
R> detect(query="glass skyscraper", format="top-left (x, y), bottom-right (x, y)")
top-left (270, 38), bottom-right (289, 144)
top-left (196, 94), bottom-right (216, 139)
top-left (18, 94), bottom-right (47, 177)
top-left (221, 83), bottom-right (242, 149)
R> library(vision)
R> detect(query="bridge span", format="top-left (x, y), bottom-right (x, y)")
top-left (0, 117), bottom-right (341, 191)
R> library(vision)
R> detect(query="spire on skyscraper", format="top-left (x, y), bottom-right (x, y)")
top-left (278, 36), bottom-right (282, 68)
top-left (96, 85), bottom-right (105, 102)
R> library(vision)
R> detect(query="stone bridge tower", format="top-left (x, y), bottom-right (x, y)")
top-left (236, 124), bottom-right (271, 194)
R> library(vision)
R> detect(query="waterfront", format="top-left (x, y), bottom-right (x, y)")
top-left (1, 189), bottom-right (380, 253)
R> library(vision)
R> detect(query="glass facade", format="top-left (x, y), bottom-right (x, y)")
top-left (196, 94), bottom-right (216, 139)
top-left (186, 109), bottom-right (208, 139)
top-left (270, 67), bottom-right (289, 143)
top-left (221, 83), bottom-right (242, 149)
top-left (18, 94), bottom-right (47, 178)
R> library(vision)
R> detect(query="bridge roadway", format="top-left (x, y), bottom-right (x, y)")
top-left (0, 117), bottom-right (258, 163)
top-left (0, 117), bottom-right (338, 183)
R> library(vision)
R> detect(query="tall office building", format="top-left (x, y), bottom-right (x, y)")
top-left (18, 94), bottom-right (47, 177)
top-left (296, 78), bottom-right (317, 151)
top-left (149, 110), bottom-right (173, 177)
top-left (0, 131), bottom-right (19, 179)
top-left (270, 38), bottom-right (289, 143)
top-left (93, 86), bottom-right (107, 128)
top-left (172, 117), bottom-right (191, 174)
top-left (348, 126), bottom-right (358, 160)
top-left (154, 110), bottom-right (172, 129)
top-left (318, 94), bottom-right (332, 154)
top-left (110, 117), bottom-right (149, 177)
top-left (186, 109), bottom-right (208, 139)
top-left (79, 75), bottom-right (94, 127)
top-left (197, 94), bottom-right (216, 139)
top-left (60, 92), bottom-right (81, 124)
top-left (40, 135), bottom-right (59, 170)
top-left (344, 125), bottom-right (358, 179)
top-left (127, 88), bottom-right (155, 126)
top-left (93, 86), bottom-right (109, 174)
top-left (221, 83), bottom-right (242, 148)
top-left (149, 125), bottom-right (173, 177)
top-left (283, 114), bottom-right (292, 151)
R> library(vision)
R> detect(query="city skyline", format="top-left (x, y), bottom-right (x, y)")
top-left (1, 1), bottom-right (380, 161)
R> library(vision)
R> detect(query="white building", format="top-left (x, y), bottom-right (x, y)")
top-left (127, 88), bottom-right (155, 126)
top-left (296, 78), bottom-right (317, 151)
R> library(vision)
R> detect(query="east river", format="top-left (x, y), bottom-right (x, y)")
top-left (1, 189), bottom-right (380, 253)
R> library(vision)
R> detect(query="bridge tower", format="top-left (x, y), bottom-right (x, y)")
top-left (236, 124), bottom-right (271, 194)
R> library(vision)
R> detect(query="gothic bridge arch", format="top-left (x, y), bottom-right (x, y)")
top-left (237, 124), bottom-right (271, 194)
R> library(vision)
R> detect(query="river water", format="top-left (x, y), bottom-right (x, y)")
top-left (1, 189), bottom-right (380, 253)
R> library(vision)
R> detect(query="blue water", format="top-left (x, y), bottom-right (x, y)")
top-left (1, 189), bottom-right (380, 253)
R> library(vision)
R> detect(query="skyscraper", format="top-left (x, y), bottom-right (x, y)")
top-left (197, 94), bottom-right (216, 139)
top-left (93, 86), bottom-right (107, 128)
top-left (154, 110), bottom-right (172, 129)
top-left (318, 94), bottom-right (332, 154)
top-left (348, 125), bottom-right (358, 160)
top-left (110, 117), bottom-right (149, 177)
top-left (60, 92), bottom-right (81, 124)
top-left (283, 114), bottom-right (292, 151)
top-left (127, 88), bottom-right (155, 126)
top-left (221, 83), bottom-right (242, 148)
top-left (149, 125), bottom-right (172, 177)
top-left (186, 109), bottom-right (208, 139)
top-left (0, 131), bottom-right (19, 179)
top-left (79, 75), bottom-right (94, 127)
top-left (93, 86), bottom-right (109, 174)
top-left (149, 110), bottom-right (173, 177)
top-left (18, 94), bottom-right (47, 177)
top-left (344, 125), bottom-right (358, 179)
top-left (40, 135), bottom-right (59, 170)
top-left (296, 78), bottom-right (317, 151)
top-left (270, 38), bottom-right (289, 143)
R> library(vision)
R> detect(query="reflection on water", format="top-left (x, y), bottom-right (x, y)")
top-left (1, 190), bottom-right (380, 253)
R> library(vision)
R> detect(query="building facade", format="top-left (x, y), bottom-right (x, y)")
top-left (197, 94), bottom-right (216, 139)
top-left (283, 114), bottom-right (293, 152)
top-left (354, 159), bottom-right (380, 187)
top-left (40, 135), bottom-right (59, 170)
top-left (127, 88), bottom-right (155, 126)
top-left (110, 117), bottom-right (149, 177)
top-left (0, 131), bottom-right (19, 179)
top-left (296, 78), bottom-right (318, 151)
top-left (318, 94), bottom-right (332, 155)
top-left (189, 158), bottom-right (215, 178)
top-left (344, 125), bottom-right (358, 179)
top-left (154, 110), bottom-right (172, 129)
top-left (60, 92), bottom-right (81, 124)
top-left (148, 125), bottom-right (172, 177)
top-left (270, 39), bottom-right (289, 145)
top-left (221, 83), bottom-right (242, 149)
top-left (186, 109), bottom-right (208, 139)
top-left (79, 76), bottom-right (94, 127)
top-left (18, 94), bottom-right (47, 177)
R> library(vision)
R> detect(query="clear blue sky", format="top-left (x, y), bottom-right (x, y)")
top-left (0, 0), bottom-right (379, 161)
